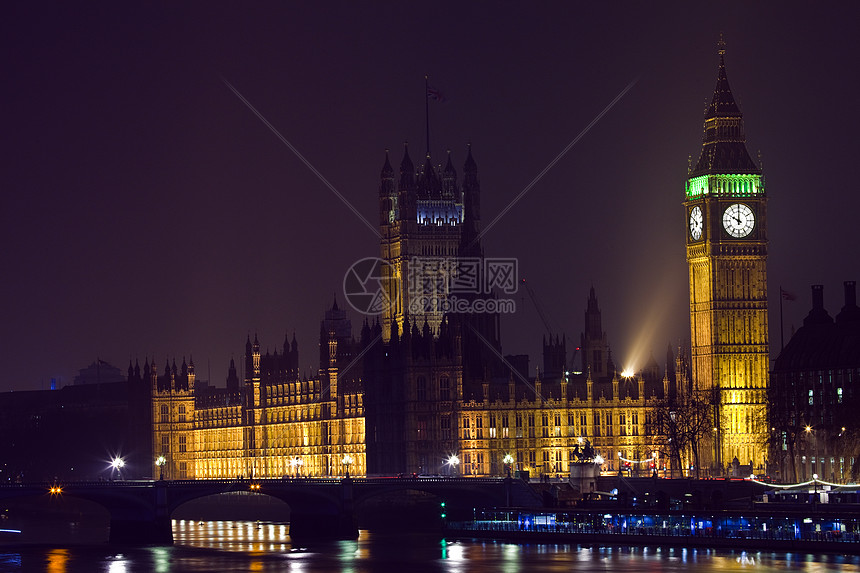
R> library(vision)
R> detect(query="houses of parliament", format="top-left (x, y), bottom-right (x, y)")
top-left (146, 48), bottom-right (770, 481)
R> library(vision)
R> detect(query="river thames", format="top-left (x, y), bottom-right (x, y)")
top-left (2, 519), bottom-right (860, 572)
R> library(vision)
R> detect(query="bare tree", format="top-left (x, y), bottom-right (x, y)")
top-left (652, 389), bottom-right (715, 479)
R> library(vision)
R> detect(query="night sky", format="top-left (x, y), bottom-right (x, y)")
top-left (3, 2), bottom-right (858, 391)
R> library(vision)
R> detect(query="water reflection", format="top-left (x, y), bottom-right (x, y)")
top-left (4, 520), bottom-right (860, 572)
top-left (45, 548), bottom-right (69, 572)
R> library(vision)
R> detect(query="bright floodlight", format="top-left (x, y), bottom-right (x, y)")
top-left (342, 454), bottom-right (354, 465)
top-left (155, 456), bottom-right (166, 467)
top-left (111, 457), bottom-right (125, 470)
top-left (805, 425), bottom-right (813, 433)
top-left (813, 473), bottom-right (819, 480)
top-left (447, 454), bottom-right (460, 467)
top-left (594, 455), bottom-right (605, 465)
top-left (621, 369), bottom-right (635, 378)
top-left (503, 454), bottom-right (514, 465)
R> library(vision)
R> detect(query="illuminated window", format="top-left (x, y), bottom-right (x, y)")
top-left (178, 404), bottom-right (186, 422)
top-left (179, 435), bottom-right (187, 452)
top-left (838, 387), bottom-right (843, 403)
top-left (161, 435), bottom-right (169, 453)
top-left (160, 404), bottom-right (169, 423)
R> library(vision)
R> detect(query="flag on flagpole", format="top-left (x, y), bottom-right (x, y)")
top-left (780, 288), bottom-right (797, 301)
top-left (427, 85), bottom-right (447, 103)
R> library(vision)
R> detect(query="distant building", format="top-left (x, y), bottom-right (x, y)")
top-left (770, 282), bottom-right (860, 483)
top-left (73, 360), bottom-right (125, 386)
top-left (0, 381), bottom-right (146, 481)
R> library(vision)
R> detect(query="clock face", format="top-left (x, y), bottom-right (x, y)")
top-left (689, 206), bottom-right (703, 241)
top-left (722, 203), bottom-right (755, 238)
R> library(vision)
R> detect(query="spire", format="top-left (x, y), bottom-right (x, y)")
top-left (691, 36), bottom-right (759, 176)
top-left (706, 35), bottom-right (741, 119)
top-left (444, 149), bottom-right (456, 175)
top-left (464, 142), bottom-right (477, 173)
top-left (381, 149), bottom-right (394, 178)
top-left (399, 142), bottom-right (415, 189)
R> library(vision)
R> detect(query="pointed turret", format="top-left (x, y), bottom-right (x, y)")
top-left (418, 153), bottom-right (441, 198)
top-left (399, 142), bottom-right (415, 189)
top-left (690, 38), bottom-right (760, 176)
top-left (442, 149), bottom-right (457, 199)
top-left (227, 357), bottom-right (239, 391)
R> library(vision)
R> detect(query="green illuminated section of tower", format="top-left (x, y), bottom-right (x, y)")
top-left (685, 173), bottom-right (764, 200)
top-left (684, 42), bottom-right (769, 472)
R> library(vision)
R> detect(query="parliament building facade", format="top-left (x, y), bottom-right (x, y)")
top-left (149, 48), bottom-right (770, 481)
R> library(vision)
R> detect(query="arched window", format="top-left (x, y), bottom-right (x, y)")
top-left (160, 404), bottom-right (169, 423)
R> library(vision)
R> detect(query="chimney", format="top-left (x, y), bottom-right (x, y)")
top-left (811, 284), bottom-right (824, 310)
top-left (844, 281), bottom-right (857, 308)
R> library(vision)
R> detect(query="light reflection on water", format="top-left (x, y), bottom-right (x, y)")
top-left (2, 520), bottom-right (860, 572)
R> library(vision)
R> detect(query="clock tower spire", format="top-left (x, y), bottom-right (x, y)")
top-left (684, 40), bottom-right (769, 474)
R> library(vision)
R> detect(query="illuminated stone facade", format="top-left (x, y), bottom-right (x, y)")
top-left (684, 44), bottom-right (769, 471)
top-left (150, 130), bottom-right (711, 481)
top-left (151, 304), bottom-right (366, 480)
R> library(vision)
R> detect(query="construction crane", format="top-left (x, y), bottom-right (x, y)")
top-left (521, 278), bottom-right (554, 336)
top-left (521, 278), bottom-right (579, 373)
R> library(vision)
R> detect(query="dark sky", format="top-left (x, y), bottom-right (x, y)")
top-left (3, 2), bottom-right (858, 391)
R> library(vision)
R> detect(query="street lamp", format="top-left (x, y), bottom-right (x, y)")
top-left (110, 456), bottom-right (125, 481)
top-left (289, 457), bottom-right (304, 478)
top-left (342, 454), bottom-right (354, 478)
top-left (503, 454), bottom-right (514, 477)
top-left (155, 455), bottom-right (166, 480)
top-left (447, 454), bottom-right (460, 476)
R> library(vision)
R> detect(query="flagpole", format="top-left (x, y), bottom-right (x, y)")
top-left (424, 74), bottom-right (430, 157)
top-left (779, 286), bottom-right (784, 351)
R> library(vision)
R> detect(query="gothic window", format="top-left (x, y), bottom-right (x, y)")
top-left (593, 412), bottom-right (601, 437)
top-left (178, 404), bottom-right (186, 422)
top-left (541, 414), bottom-right (549, 438)
top-left (631, 412), bottom-right (639, 436)
top-left (160, 404), bottom-right (169, 423)
top-left (161, 435), bottom-right (169, 453)
top-left (179, 435), bottom-right (187, 452)
top-left (528, 414), bottom-right (536, 438)
top-left (619, 413), bottom-right (627, 436)
top-left (463, 417), bottom-right (470, 439)
top-left (417, 418), bottom-right (428, 441)
top-left (417, 376), bottom-right (427, 401)
top-left (476, 416), bottom-right (483, 439)
top-left (606, 413), bottom-right (613, 437)
top-left (442, 415), bottom-right (452, 439)
top-left (439, 377), bottom-right (450, 401)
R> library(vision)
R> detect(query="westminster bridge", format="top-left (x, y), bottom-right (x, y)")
top-left (0, 476), bottom-right (542, 543)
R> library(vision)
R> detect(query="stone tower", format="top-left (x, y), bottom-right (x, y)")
top-left (684, 39), bottom-right (769, 471)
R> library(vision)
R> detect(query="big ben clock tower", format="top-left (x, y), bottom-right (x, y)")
top-left (685, 39), bottom-right (769, 473)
